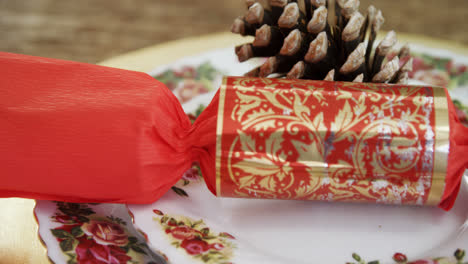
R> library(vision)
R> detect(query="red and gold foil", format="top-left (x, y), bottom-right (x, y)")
top-left (216, 77), bottom-right (449, 205)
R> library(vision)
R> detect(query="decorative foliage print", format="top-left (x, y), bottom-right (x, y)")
top-left (394, 52), bottom-right (468, 90)
top-left (153, 62), bottom-right (223, 103)
top-left (219, 77), bottom-right (444, 205)
top-left (347, 249), bottom-right (467, 264)
top-left (50, 202), bottom-right (160, 264)
top-left (153, 209), bottom-right (235, 264)
top-left (173, 163), bottom-right (202, 193)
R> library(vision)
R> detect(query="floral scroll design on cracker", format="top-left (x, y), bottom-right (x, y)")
top-left (225, 78), bottom-right (438, 205)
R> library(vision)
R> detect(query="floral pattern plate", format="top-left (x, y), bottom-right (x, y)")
top-left (35, 40), bottom-right (468, 264)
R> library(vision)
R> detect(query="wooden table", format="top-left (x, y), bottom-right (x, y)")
top-left (0, 0), bottom-right (467, 63)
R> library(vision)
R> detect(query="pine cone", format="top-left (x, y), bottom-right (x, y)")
top-left (231, 0), bottom-right (412, 83)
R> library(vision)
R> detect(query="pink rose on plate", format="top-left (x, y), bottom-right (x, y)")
top-left (174, 66), bottom-right (197, 79)
top-left (409, 57), bottom-right (433, 77)
top-left (182, 167), bottom-right (200, 181)
top-left (54, 215), bottom-right (77, 224)
top-left (393, 253), bottom-right (407, 262)
top-left (413, 70), bottom-right (450, 87)
top-left (455, 107), bottom-right (467, 123)
top-left (168, 226), bottom-right (202, 240)
top-left (408, 260), bottom-right (439, 264)
top-left (446, 61), bottom-right (467, 76)
top-left (75, 237), bottom-right (131, 264)
top-left (166, 81), bottom-right (176, 91)
top-left (187, 113), bottom-right (197, 123)
top-left (180, 238), bottom-right (211, 255)
top-left (177, 80), bottom-right (209, 103)
top-left (82, 220), bottom-right (128, 247)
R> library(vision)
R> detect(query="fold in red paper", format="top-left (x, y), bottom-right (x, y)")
top-left (0, 52), bottom-right (466, 210)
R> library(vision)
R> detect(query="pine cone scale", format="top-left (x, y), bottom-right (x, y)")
top-left (232, 0), bottom-right (411, 84)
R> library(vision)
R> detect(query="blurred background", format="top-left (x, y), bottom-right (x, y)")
top-left (0, 0), bottom-right (467, 63)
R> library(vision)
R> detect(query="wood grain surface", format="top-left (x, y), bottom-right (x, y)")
top-left (1, 0), bottom-right (467, 64)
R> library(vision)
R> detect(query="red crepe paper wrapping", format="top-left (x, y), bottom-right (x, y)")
top-left (0, 52), bottom-right (467, 210)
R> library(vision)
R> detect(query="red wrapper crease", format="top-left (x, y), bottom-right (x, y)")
top-left (0, 52), bottom-right (217, 203)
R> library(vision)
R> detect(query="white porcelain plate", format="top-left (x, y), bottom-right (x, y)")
top-left (35, 41), bottom-right (468, 264)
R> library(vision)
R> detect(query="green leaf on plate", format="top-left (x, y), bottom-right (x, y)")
top-left (455, 248), bottom-right (466, 260)
top-left (131, 244), bottom-right (146, 254)
top-left (77, 216), bottom-right (89, 223)
top-left (352, 253), bottom-right (361, 261)
top-left (191, 219), bottom-right (203, 228)
top-left (171, 186), bottom-right (188, 197)
top-left (70, 226), bottom-right (83, 237)
top-left (68, 203), bottom-right (80, 210)
top-left (160, 216), bottom-right (169, 224)
top-left (196, 62), bottom-right (218, 81)
top-left (201, 254), bottom-right (211, 262)
top-left (458, 72), bottom-right (468, 86)
top-left (419, 53), bottom-right (450, 71)
top-left (51, 229), bottom-right (72, 239)
top-left (195, 105), bottom-right (206, 118)
top-left (128, 236), bottom-right (138, 244)
top-left (60, 239), bottom-right (74, 252)
top-left (154, 71), bottom-right (179, 86)
top-left (79, 208), bottom-right (95, 216)
top-left (201, 227), bottom-right (210, 235)
top-left (107, 215), bottom-right (127, 225)
top-left (171, 241), bottom-right (180, 248)
top-left (120, 245), bottom-right (130, 253)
